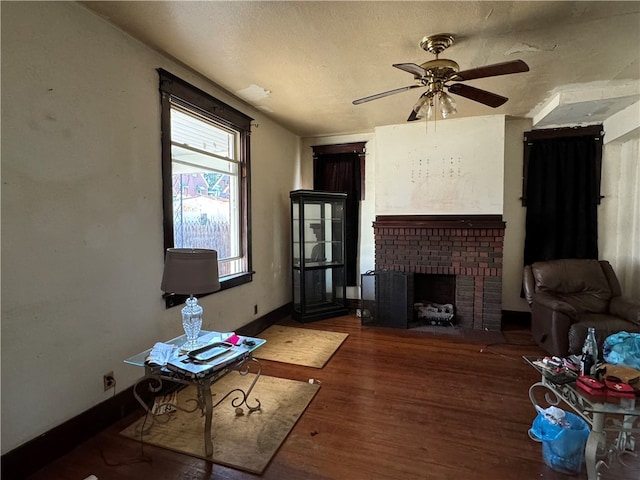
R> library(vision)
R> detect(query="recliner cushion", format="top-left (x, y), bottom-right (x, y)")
top-left (532, 259), bottom-right (612, 314)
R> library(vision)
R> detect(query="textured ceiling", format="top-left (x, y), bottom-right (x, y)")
top-left (80, 1), bottom-right (640, 137)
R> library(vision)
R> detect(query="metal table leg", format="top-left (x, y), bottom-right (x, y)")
top-left (585, 412), bottom-right (606, 480)
top-left (200, 357), bottom-right (263, 457)
top-left (131, 357), bottom-right (264, 458)
top-left (200, 383), bottom-right (214, 457)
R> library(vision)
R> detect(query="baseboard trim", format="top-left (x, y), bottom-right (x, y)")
top-left (1, 384), bottom-right (141, 480)
top-left (0, 303), bottom-right (292, 480)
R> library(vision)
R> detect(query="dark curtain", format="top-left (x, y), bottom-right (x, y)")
top-left (314, 153), bottom-right (361, 285)
top-left (523, 133), bottom-right (601, 266)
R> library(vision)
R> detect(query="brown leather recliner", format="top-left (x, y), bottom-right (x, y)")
top-left (523, 258), bottom-right (640, 357)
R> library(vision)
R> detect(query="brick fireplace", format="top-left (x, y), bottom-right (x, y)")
top-left (373, 215), bottom-right (505, 331)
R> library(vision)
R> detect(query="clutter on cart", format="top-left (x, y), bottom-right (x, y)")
top-left (603, 331), bottom-right (640, 370)
top-left (532, 356), bottom-right (579, 384)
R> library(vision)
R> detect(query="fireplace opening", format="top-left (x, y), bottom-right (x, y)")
top-left (359, 271), bottom-right (457, 329)
top-left (412, 274), bottom-right (456, 327)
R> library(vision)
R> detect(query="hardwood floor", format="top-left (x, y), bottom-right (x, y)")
top-left (25, 315), bottom-right (638, 480)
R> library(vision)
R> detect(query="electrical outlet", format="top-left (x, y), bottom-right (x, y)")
top-left (103, 371), bottom-right (115, 391)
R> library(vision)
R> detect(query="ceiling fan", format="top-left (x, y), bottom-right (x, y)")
top-left (352, 33), bottom-right (529, 121)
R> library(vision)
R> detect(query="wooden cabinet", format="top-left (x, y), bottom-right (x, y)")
top-left (290, 190), bottom-right (348, 322)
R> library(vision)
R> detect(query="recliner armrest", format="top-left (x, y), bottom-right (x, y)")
top-left (531, 292), bottom-right (577, 315)
top-left (610, 296), bottom-right (640, 325)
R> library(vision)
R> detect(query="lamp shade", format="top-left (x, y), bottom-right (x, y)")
top-left (161, 248), bottom-right (220, 295)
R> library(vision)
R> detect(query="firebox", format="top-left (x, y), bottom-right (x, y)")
top-left (414, 274), bottom-right (455, 326)
top-left (360, 271), bottom-right (456, 328)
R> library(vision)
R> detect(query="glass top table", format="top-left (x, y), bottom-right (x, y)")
top-left (124, 330), bottom-right (266, 369)
top-left (124, 330), bottom-right (266, 457)
top-left (524, 356), bottom-right (640, 479)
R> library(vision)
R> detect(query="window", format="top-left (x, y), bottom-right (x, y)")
top-left (159, 69), bottom-right (253, 305)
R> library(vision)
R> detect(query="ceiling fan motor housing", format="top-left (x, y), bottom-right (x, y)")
top-left (418, 58), bottom-right (460, 82)
top-left (420, 33), bottom-right (455, 56)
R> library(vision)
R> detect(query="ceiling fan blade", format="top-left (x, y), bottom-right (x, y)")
top-left (352, 85), bottom-right (421, 105)
top-left (447, 83), bottom-right (508, 108)
top-left (393, 63), bottom-right (427, 77)
top-left (451, 59), bottom-right (529, 81)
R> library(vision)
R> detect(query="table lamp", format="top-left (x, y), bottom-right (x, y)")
top-left (161, 248), bottom-right (221, 351)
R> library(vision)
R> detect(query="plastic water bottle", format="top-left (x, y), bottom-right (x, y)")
top-left (580, 327), bottom-right (598, 376)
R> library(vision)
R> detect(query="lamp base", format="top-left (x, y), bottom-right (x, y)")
top-left (180, 339), bottom-right (204, 353)
top-left (181, 296), bottom-right (204, 352)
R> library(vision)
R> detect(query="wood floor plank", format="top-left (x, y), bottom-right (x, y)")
top-left (24, 315), bottom-right (639, 480)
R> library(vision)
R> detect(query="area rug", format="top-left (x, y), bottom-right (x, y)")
top-left (253, 325), bottom-right (348, 368)
top-left (120, 373), bottom-right (320, 474)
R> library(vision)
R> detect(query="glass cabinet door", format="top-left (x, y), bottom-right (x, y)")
top-left (290, 190), bottom-right (348, 322)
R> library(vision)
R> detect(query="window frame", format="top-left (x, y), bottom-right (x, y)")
top-left (158, 69), bottom-right (254, 308)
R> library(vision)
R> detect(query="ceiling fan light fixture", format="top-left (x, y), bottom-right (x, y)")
top-left (413, 94), bottom-right (434, 120)
top-left (439, 91), bottom-right (457, 118)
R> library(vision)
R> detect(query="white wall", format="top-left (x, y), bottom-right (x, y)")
top-left (600, 101), bottom-right (640, 297)
top-left (599, 137), bottom-right (640, 298)
top-left (503, 117), bottom-right (533, 311)
top-left (375, 116), bottom-right (505, 215)
top-left (1, 2), bottom-right (299, 453)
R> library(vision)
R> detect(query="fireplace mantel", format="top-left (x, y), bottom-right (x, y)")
top-left (373, 215), bottom-right (505, 229)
